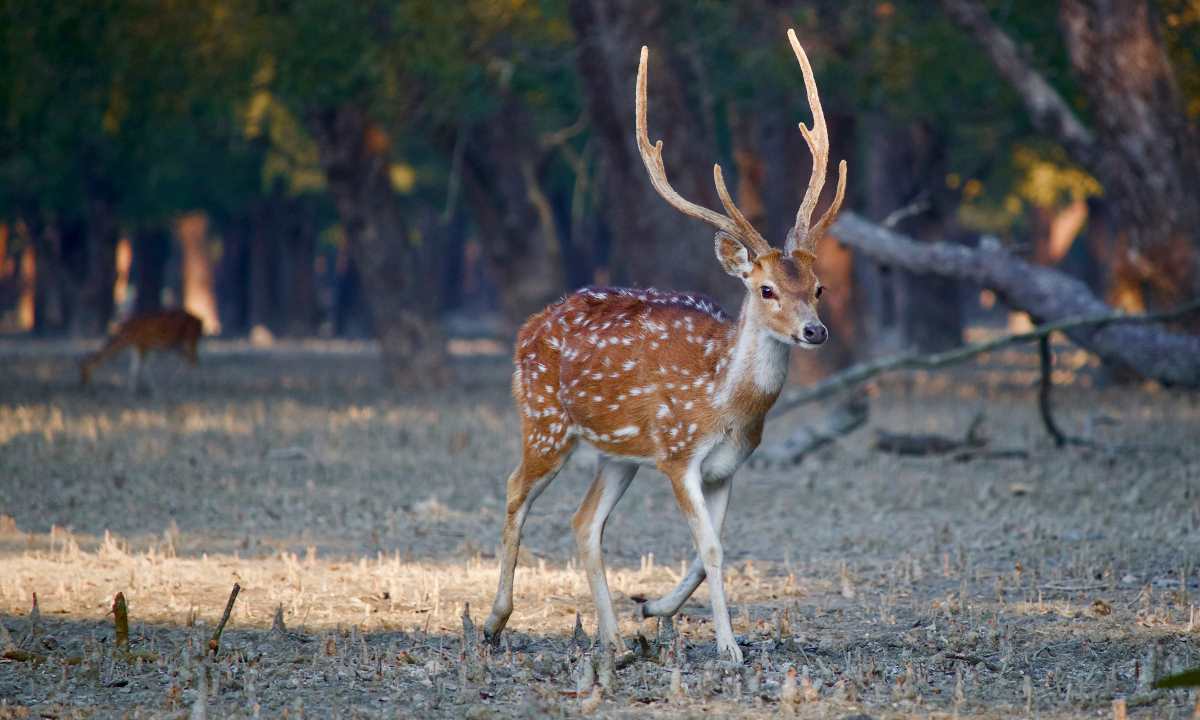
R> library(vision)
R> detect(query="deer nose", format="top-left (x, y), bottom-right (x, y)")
top-left (802, 323), bottom-right (827, 345)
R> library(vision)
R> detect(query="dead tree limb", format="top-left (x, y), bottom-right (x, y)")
top-left (824, 212), bottom-right (1200, 387)
top-left (773, 293), bottom-right (1200, 418)
top-left (875, 413), bottom-right (986, 456)
top-left (755, 393), bottom-right (869, 466)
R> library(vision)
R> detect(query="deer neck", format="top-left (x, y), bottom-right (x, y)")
top-left (713, 297), bottom-right (790, 413)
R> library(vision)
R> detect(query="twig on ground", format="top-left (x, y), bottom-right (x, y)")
top-left (113, 592), bottom-right (129, 650)
top-left (208, 583), bottom-right (241, 656)
top-left (945, 653), bottom-right (1002, 673)
top-left (1, 648), bottom-right (46, 663)
top-left (1040, 582), bottom-right (1110, 593)
top-left (951, 447), bottom-right (1028, 461)
top-left (876, 413), bottom-right (986, 456)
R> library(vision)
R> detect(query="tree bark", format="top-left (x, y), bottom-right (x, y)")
top-left (940, 0), bottom-right (1200, 308)
top-left (177, 212), bottom-right (219, 335)
top-left (831, 212), bottom-right (1200, 386)
top-left (1058, 0), bottom-right (1200, 308)
top-left (281, 196), bottom-right (319, 337)
top-left (568, 0), bottom-right (739, 309)
top-left (862, 117), bottom-right (964, 355)
top-left (311, 104), bottom-right (447, 385)
top-left (461, 106), bottom-right (565, 329)
top-left (72, 197), bottom-right (118, 336)
top-left (132, 224), bottom-right (170, 315)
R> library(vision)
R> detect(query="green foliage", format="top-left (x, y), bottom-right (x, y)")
top-left (0, 1), bottom-right (264, 226)
top-left (1, 0), bottom-right (1194, 249)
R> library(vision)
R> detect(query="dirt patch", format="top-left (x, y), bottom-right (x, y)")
top-left (1, 340), bottom-right (1198, 718)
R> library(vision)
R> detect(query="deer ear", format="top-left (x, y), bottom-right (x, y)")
top-left (715, 232), bottom-right (753, 278)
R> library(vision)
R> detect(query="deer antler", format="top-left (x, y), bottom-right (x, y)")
top-left (783, 29), bottom-right (847, 256)
top-left (636, 46), bottom-right (772, 258)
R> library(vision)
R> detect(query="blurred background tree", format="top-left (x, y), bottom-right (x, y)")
top-left (1, 0), bottom-right (1196, 385)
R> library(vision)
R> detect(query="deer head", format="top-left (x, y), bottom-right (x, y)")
top-left (635, 29), bottom-right (846, 348)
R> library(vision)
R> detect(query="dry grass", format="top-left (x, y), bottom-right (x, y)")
top-left (1, 339), bottom-right (1198, 718)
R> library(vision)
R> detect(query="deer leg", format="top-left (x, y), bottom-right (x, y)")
top-left (572, 457), bottom-right (638, 651)
top-left (668, 465), bottom-right (742, 663)
top-left (639, 477), bottom-right (731, 618)
top-left (483, 457), bottom-right (566, 643)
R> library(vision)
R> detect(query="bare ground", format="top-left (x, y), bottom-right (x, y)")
top-left (0, 338), bottom-right (1198, 719)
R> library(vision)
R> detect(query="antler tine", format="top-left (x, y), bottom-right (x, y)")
top-left (784, 28), bottom-right (845, 255)
top-left (636, 46), bottom-right (770, 256)
top-left (713, 165), bottom-right (772, 256)
top-left (809, 159), bottom-right (847, 244)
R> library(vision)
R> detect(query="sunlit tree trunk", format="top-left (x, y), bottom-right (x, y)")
top-left (177, 212), bottom-right (220, 335)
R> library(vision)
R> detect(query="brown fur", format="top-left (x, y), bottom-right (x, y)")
top-left (80, 309), bottom-right (202, 385)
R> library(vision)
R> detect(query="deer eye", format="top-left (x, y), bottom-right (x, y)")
top-left (760, 286), bottom-right (775, 300)
top-left (815, 286), bottom-right (824, 299)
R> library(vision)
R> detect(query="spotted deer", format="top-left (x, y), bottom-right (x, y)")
top-left (483, 30), bottom-right (846, 663)
top-left (80, 308), bottom-right (202, 391)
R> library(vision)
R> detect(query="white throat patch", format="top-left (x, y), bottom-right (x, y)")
top-left (714, 302), bottom-right (790, 406)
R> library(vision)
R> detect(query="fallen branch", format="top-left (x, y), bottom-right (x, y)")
top-left (944, 652), bottom-right (1002, 673)
top-left (208, 583), bottom-right (241, 656)
top-left (754, 393), bottom-right (868, 466)
top-left (1, 648), bottom-right (46, 664)
top-left (830, 212), bottom-right (1200, 386)
top-left (773, 297), bottom-right (1200, 419)
top-left (876, 413), bottom-right (985, 456)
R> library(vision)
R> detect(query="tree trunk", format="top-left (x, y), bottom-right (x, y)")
top-left (1058, 0), bottom-right (1200, 309)
top-left (832, 212), bottom-right (1200, 386)
top-left (860, 116), bottom-right (966, 355)
top-left (461, 105), bottom-right (565, 329)
top-left (71, 197), bottom-right (118, 336)
top-left (177, 212), bottom-right (219, 335)
top-left (31, 220), bottom-right (72, 335)
top-left (311, 104), bottom-right (447, 385)
top-left (248, 193), bottom-right (281, 334)
top-left (568, 0), bottom-right (739, 309)
top-left (940, 0), bottom-right (1200, 308)
top-left (214, 216), bottom-right (251, 336)
top-left (281, 197), bottom-right (319, 337)
top-left (132, 225), bottom-right (170, 315)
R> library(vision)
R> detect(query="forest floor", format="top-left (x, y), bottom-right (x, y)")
top-left (0, 338), bottom-right (1197, 719)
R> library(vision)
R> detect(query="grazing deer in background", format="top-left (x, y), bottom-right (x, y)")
top-left (80, 308), bottom-right (202, 391)
top-left (483, 30), bottom-right (846, 663)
